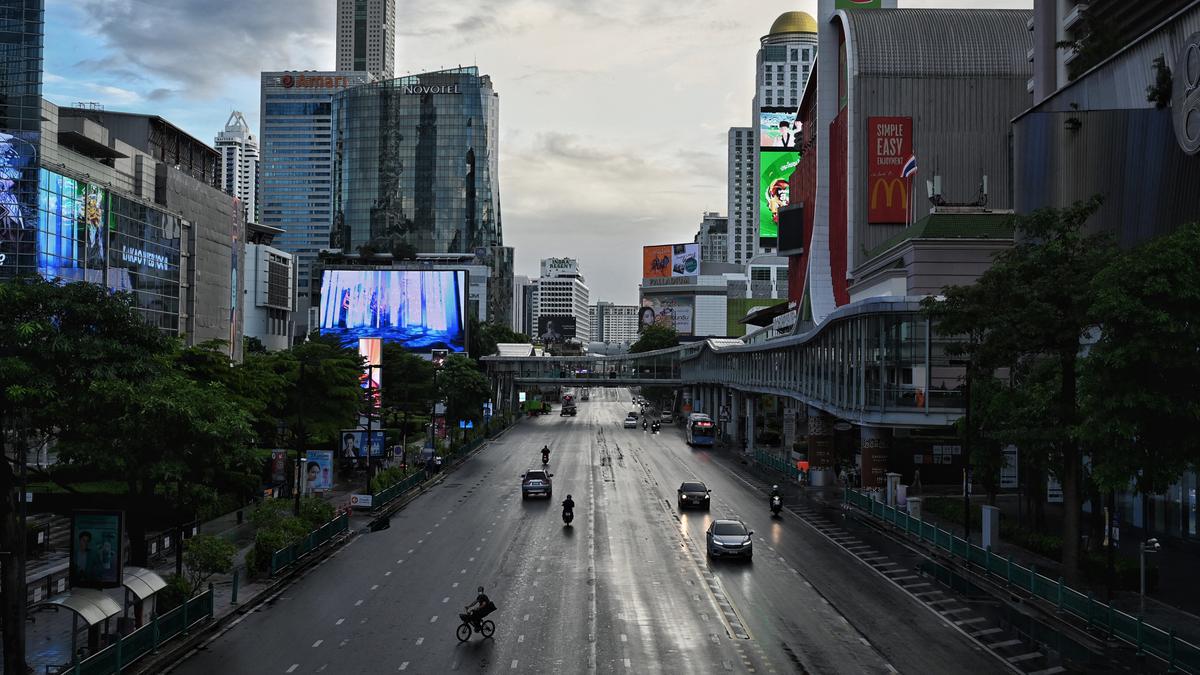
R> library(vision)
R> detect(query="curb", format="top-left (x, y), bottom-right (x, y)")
top-left (141, 423), bottom-right (513, 674)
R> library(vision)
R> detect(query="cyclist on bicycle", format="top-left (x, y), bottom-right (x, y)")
top-left (463, 586), bottom-right (492, 629)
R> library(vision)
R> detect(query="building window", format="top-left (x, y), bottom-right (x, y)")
top-left (790, 48), bottom-right (798, 60)
top-left (802, 48), bottom-right (810, 61)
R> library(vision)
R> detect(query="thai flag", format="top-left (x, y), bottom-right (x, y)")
top-left (901, 155), bottom-right (918, 178)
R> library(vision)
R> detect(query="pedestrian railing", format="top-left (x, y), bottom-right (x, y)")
top-left (71, 588), bottom-right (214, 674)
top-left (843, 488), bottom-right (1200, 674)
top-left (373, 472), bottom-right (426, 508)
top-left (269, 513), bottom-right (350, 576)
top-left (752, 449), bottom-right (799, 480)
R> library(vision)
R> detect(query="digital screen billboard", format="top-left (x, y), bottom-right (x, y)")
top-left (319, 269), bottom-right (467, 352)
top-left (639, 296), bottom-right (694, 335)
top-left (537, 315), bottom-right (577, 342)
top-left (642, 243), bottom-right (699, 278)
top-left (759, 151), bottom-right (799, 241)
top-left (759, 111), bottom-right (799, 149)
top-left (0, 131), bottom-right (37, 274)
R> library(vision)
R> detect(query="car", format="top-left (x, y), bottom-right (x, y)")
top-left (623, 414), bottom-right (638, 429)
top-left (660, 411), bottom-right (674, 424)
top-left (677, 481), bottom-right (711, 510)
top-left (521, 469), bottom-right (553, 499)
top-left (706, 519), bottom-right (753, 559)
top-left (561, 404), bottom-right (577, 416)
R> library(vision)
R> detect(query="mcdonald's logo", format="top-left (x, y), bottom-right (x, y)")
top-left (870, 177), bottom-right (908, 210)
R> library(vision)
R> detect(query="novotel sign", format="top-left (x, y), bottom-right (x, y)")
top-left (399, 84), bottom-right (461, 95)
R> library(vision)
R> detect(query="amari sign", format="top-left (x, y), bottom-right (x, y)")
top-left (281, 74), bottom-right (352, 89)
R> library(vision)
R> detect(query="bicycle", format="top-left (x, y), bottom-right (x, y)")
top-left (456, 610), bottom-right (495, 642)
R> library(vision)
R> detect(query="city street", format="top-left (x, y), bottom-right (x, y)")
top-left (166, 390), bottom-right (1003, 674)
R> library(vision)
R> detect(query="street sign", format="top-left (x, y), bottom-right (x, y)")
top-left (350, 494), bottom-right (374, 509)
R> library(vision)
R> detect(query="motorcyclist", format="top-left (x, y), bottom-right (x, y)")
top-left (541, 445), bottom-right (550, 463)
top-left (463, 586), bottom-right (491, 629)
top-left (642, 418), bottom-right (648, 430)
top-left (561, 494), bottom-right (575, 516)
top-left (769, 484), bottom-right (782, 508)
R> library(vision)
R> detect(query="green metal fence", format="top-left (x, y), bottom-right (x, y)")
top-left (72, 589), bottom-right (214, 674)
top-left (844, 488), bottom-right (1200, 673)
top-left (752, 449), bottom-right (800, 480)
top-left (269, 513), bottom-right (350, 575)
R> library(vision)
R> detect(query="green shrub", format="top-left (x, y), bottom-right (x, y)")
top-left (183, 534), bottom-right (237, 595)
top-left (298, 496), bottom-right (336, 530)
top-left (156, 574), bottom-right (191, 613)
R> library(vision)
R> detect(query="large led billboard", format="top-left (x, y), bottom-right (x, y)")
top-left (759, 111), bottom-right (799, 149)
top-left (642, 243), bottom-right (699, 278)
top-left (759, 151), bottom-right (799, 241)
top-left (319, 269), bottom-right (467, 352)
top-left (537, 315), bottom-right (577, 342)
top-left (639, 296), bottom-right (694, 335)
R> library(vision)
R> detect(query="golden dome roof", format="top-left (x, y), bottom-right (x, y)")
top-left (769, 11), bottom-right (818, 35)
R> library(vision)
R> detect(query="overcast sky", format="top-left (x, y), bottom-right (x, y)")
top-left (44, 0), bottom-right (1030, 306)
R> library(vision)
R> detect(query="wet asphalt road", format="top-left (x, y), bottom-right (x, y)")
top-left (167, 389), bottom-right (1004, 674)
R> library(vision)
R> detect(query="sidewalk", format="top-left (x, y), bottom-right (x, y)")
top-left (17, 480), bottom-right (366, 673)
top-left (705, 445), bottom-right (1200, 649)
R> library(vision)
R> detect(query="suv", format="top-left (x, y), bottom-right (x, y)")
top-left (521, 469), bottom-right (553, 499)
top-left (561, 403), bottom-right (577, 416)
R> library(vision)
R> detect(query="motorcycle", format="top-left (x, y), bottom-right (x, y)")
top-left (562, 508), bottom-right (574, 526)
top-left (542, 454), bottom-right (549, 467)
top-left (651, 422), bottom-right (660, 434)
top-left (770, 495), bottom-right (782, 517)
top-left (642, 420), bottom-right (648, 430)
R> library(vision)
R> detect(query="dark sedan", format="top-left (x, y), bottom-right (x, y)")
top-left (677, 481), bottom-right (711, 510)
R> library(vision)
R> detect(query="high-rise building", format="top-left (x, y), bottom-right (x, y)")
top-left (215, 110), bottom-right (259, 224)
top-left (695, 211), bottom-right (728, 263)
top-left (533, 257), bottom-right (590, 344)
top-left (330, 67), bottom-right (510, 325)
top-left (591, 301), bottom-right (639, 344)
top-left (752, 12), bottom-right (817, 258)
top-left (243, 222), bottom-right (295, 351)
top-left (726, 126), bottom-right (754, 265)
top-left (512, 274), bottom-right (534, 335)
top-left (259, 70), bottom-right (371, 333)
top-left (0, 0), bottom-right (45, 280)
top-left (336, 0), bottom-right (395, 79)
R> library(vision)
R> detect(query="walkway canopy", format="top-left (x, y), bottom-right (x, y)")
top-left (122, 566), bottom-right (167, 602)
top-left (34, 588), bottom-right (121, 627)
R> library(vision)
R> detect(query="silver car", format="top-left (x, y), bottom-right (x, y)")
top-left (706, 519), bottom-right (753, 559)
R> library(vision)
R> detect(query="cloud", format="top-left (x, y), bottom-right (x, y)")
top-left (71, 0), bottom-right (333, 96)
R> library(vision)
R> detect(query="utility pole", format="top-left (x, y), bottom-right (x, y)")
top-left (294, 360), bottom-right (307, 516)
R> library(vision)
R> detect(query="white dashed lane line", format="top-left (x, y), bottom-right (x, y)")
top-left (415, 637), bottom-right (424, 645)
top-left (312, 639), bottom-right (322, 647)
top-left (286, 665), bottom-right (299, 673)
top-left (335, 618), bottom-right (345, 626)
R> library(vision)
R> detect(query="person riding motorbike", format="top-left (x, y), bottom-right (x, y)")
top-left (541, 445), bottom-right (550, 463)
top-left (642, 419), bottom-right (648, 430)
top-left (463, 586), bottom-right (492, 629)
top-left (769, 484), bottom-right (782, 508)
top-left (561, 494), bottom-right (575, 520)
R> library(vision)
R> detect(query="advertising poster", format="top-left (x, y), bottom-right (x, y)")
top-left (339, 430), bottom-right (387, 459)
top-left (867, 116), bottom-right (913, 224)
top-left (837, 0), bottom-right (883, 8)
top-left (537, 315), bottom-right (577, 342)
top-left (640, 296), bottom-right (694, 335)
top-left (319, 269), bottom-right (467, 353)
top-left (642, 245), bottom-right (672, 278)
top-left (270, 449), bottom-right (287, 483)
top-left (759, 111), bottom-right (799, 149)
top-left (71, 511), bottom-right (123, 589)
top-left (0, 131), bottom-right (38, 274)
top-left (759, 151), bottom-right (799, 240)
top-left (305, 450), bottom-right (334, 493)
top-left (358, 337), bottom-right (382, 421)
top-left (670, 243), bottom-right (700, 277)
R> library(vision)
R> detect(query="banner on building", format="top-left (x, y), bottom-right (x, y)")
top-left (867, 116), bottom-right (913, 224)
top-left (639, 296), bottom-right (694, 335)
top-left (643, 243), bottom-right (699, 278)
top-left (537, 315), bottom-right (577, 342)
top-left (759, 151), bottom-right (799, 241)
top-left (836, 0), bottom-right (883, 8)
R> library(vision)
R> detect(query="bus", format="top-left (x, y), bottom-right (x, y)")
top-left (685, 413), bottom-right (716, 447)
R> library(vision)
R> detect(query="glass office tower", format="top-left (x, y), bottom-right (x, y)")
top-left (331, 67), bottom-right (502, 256)
top-left (0, 0), bottom-right (44, 279)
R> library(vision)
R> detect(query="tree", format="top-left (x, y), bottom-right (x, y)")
top-left (630, 324), bottom-right (679, 354)
top-left (0, 278), bottom-right (174, 673)
top-left (183, 533), bottom-right (236, 596)
top-left (469, 319), bottom-right (530, 360)
top-left (1081, 222), bottom-right (1200, 506)
top-left (437, 355), bottom-right (490, 437)
top-left (243, 335), bottom-right (269, 354)
top-left (379, 343), bottom-right (436, 447)
top-left (923, 198), bottom-right (1116, 581)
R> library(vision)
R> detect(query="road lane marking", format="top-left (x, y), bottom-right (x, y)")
top-left (335, 618), bottom-right (345, 625)
top-left (518, 634), bottom-right (524, 643)
top-left (430, 615), bottom-right (438, 623)
top-left (371, 585), bottom-right (379, 591)
top-left (859, 637), bottom-right (870, 646)
top-left (287, 665), bottom-right (299, 673)
top-left (312, 640), bottom-right (323, 647)
top-left (442, 597), bottom-right (449, 603)
top-left (399, 662), bottom-right (409, 670)
top-left (452, 582), bottom-right (459, 588)
top-left (417, 539), bottom-right (424, 544)
top-left (385, 571), bottom-right (392, 576)
top-left (511, 660), bottom-right (519, 669)
top-left (461, 568), bottom-right (467, 574)
top-left (469, 557), bottom-right (475, 562)
top-left (415, 637), bottom-right (424, 645)
top-left (339, 639), bottom-right (348, 647)
top-left (523, 614), bottom-right (530, 621)
top-left (988, 639), bottom-right (1022, 648)
top-left (620, 634), bottom-right (627, 642)
top-left (355, 600), bottom-right (363, 606)
top-left (625, 659), bottom-right (632, 668)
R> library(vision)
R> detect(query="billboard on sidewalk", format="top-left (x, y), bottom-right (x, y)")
top-left (340, 430), bottom-right (387, 459)
top-left (71, 511), bottom-right (123, 589)
top-left (305, 450), bottom-right (334, 493)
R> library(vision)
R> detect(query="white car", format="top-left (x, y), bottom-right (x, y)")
top-left (623, 414), bottom-right (638, 429)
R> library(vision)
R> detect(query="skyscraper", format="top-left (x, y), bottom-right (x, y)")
top-left (726, 126), bottom-right (753, 265)
top-left (696, 211), bottom-right (728, 263)
top-left (214, 110), bottom-right (259, 224)
top-left (336, 0), bottom-right (395, 79)
top-left (0, 0), bottom-right (45, 280)
top-left (259, 70), bottom-right (372, 333)
top-left (533, 258), bottom-right (590, 344)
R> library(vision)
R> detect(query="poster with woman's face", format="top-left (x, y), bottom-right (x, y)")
top-left (306, 450), bottom-right (333, 492)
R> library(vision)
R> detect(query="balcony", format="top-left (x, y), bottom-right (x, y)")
top-left (1062, 2), bottom-right (1089, 33)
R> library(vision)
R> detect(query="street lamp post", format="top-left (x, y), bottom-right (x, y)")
top-left (1140, 538), bottom-right (1160, 615)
